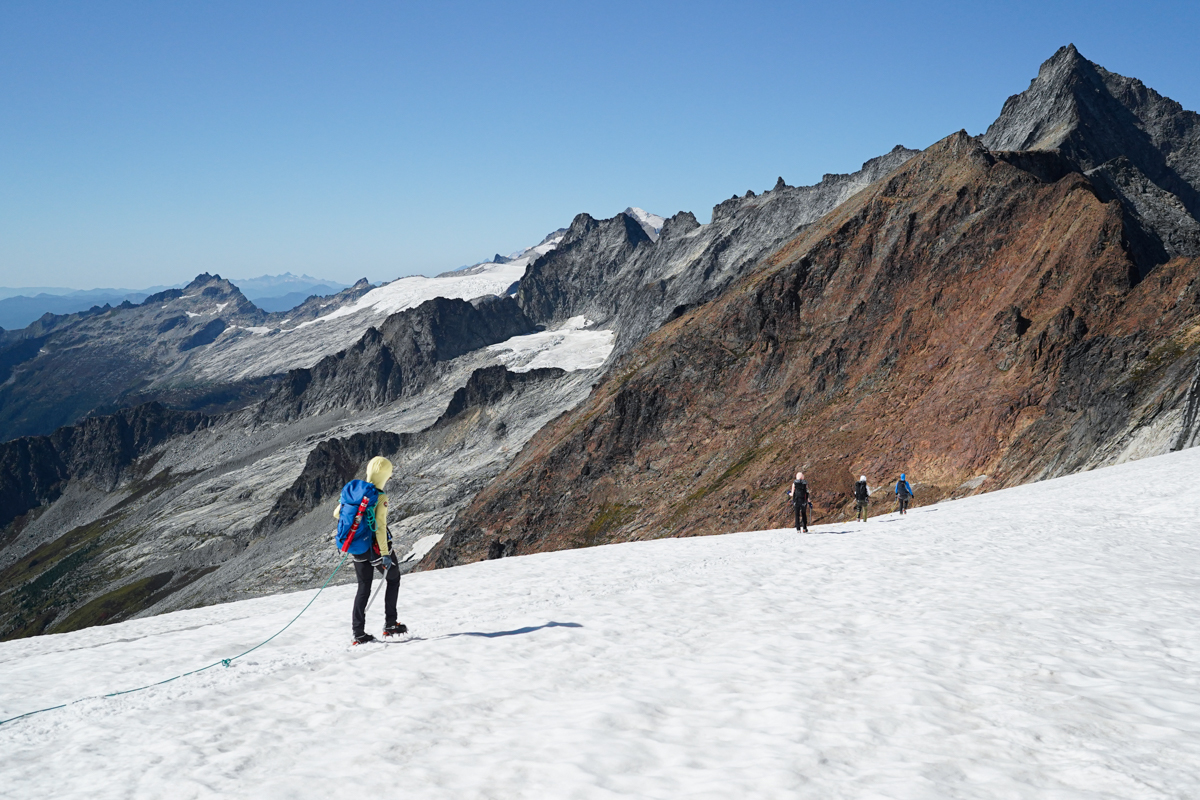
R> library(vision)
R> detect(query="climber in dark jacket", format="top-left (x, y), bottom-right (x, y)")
top-left (895, 473), bottom-right (914, 515)
top-left (788, 472), bottom-right (811, 532)
top-left (854, 475), bottom-right (870, 522)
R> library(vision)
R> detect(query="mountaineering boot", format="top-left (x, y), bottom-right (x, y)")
top-left (353, 632), bottom-right (377, 645)
top-left (383, 623), bottom-right (408, 637)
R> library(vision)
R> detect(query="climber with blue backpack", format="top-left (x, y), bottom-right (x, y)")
top-left (895, 473), bottom-right (914, 515)
top-left (335, 456), bottom-right (406, 645)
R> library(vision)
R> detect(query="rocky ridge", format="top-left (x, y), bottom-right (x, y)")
top-left (517, 146), bottom-right (919, 353)
top-left (981, 44), bottom-right (1200, 265)
top-left (255, 295), bottom-right (536, 423)
top-left (426, 125), bottom-right (1200, 567)
top-left (0, 274), bottom-right (377, 442)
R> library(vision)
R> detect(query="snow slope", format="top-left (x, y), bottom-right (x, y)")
top-left (298, 261), bottom-right (528, 328)
top-left (625, 207), bottom-right (665, 241)
top-left (180, 231), bottom-right (567, 384)
top-left (299, 232), bottom-right (566, 329)
top-left (3, 447), bottom-right (1200, 798)
top-left (487, 315), bottom-right (615, 372)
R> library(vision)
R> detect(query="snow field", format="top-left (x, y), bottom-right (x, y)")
top-left (296, 260), bottom-right (530, 328)
top-left (487, 315), bottom-right (616, 372)
top-left (294, 229), bottom-right (567, 330)
top-left (2, 447), bottom-right (1200, 798)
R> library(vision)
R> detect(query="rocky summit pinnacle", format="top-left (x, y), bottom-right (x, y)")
top-left (982, 44), bottom-right (1200, 261)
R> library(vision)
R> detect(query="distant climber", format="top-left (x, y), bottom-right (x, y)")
top-left (854, 475), bottom-right (870, 521)
top-left (895, 473), bottom-right (914, 515)
top-left (334, 456), bottom-right (406, 645)
top-left (788, 471), bottom-right (811, 532)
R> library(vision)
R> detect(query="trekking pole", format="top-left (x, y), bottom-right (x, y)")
top-left (365, 572), bottom-right (386, 614)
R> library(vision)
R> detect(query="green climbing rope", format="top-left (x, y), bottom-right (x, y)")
top-left (0, 553), bottom-right (349, 727)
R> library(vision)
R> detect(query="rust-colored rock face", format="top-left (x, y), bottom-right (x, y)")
top-left (425, 132), bottom-right (1200, 568)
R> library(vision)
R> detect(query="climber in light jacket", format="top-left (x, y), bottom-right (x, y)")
top-left (335, 456), bottom-right (406, 644)
top-left (854, 475), bottom-right (870, 522)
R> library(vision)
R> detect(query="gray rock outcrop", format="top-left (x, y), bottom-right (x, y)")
top-left (516, 145), bottom-right (919, 352)
top-left (981, 44), bottom-right (1200, 266)
top-left (256, 295), bottom-right (536, 422)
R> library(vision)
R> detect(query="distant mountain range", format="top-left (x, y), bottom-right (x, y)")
top-left (1, 45), bottom-right (1198, 642)
top-left (225, 273), bottom-right (351, 311)
top-left (0, 285), bottom-right (179, 301)
top-left (0, 274), bottom-right (350, 330)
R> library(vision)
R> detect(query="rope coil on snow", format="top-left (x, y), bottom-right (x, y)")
top-left (0, 553), bottom-right (350, 727)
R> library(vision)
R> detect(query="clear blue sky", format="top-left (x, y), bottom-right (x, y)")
top-left (2, 0), bottom-right (1198, 290)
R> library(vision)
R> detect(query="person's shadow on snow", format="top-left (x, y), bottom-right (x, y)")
top-left (441, 621), bottom-right (583, 639)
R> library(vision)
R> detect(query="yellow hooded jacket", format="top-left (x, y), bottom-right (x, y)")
top-left (334, 456), bottom-right (393, 556)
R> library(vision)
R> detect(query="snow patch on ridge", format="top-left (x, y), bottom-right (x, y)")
top-left (401, 534), bottom-right (443, 564)
top-left (178, 230), bottom-right (568, 384)
top-left (487, 316), bottom-right (615, 372)
top-left (298, 231), bottom-right (566, 329)
top-left (298, 262), bottom-right (528, 328)
top-left (625, 207), bottom-right (665, 241)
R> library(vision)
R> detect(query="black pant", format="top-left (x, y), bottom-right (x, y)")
top-left (352, 555), bottom-right (401, 635)
top-left (794, 502), bottom-right (809, 531)
top-left (898, 496), bottom-right (910, 514)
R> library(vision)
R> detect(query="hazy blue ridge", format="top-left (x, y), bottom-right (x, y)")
top-left (0, 275), bottom-right (350, 330)
top-left (0, 292), bottom-right (152, 330)
top-left (251, 287), bottom-right (340, 312)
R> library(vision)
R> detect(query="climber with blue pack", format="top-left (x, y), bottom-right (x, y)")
top-left (335, 456), bottom-right (406, 645)
top-left (895, 473), bottom-right (914, 515)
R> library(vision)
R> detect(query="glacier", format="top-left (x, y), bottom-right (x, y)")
top-left (2, 446), bottom-right (1198, 797)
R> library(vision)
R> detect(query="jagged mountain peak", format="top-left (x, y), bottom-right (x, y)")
top-left (623, 207), bottom-right (666, 241)
top-left (659, 210), bottom-right (700, 240)
top-left (560, 211), bottom-right (653, 251)
top-left (982, 45), bottom-right (1200, 261)
top-left (981, 44), bottom-right (1105, 154)
top-left (1048, 42), bottom-right (1084, 69)
top-left (981, 44), bottom-right (1200, 168)
top-left (184, 272), bottom-right (235, 291)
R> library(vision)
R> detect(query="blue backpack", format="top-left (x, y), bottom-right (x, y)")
top-left (336, 479), bottom-right (379, 555)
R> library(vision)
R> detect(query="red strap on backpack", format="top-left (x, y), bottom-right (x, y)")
top-left (340, 495), bottom-right (373, 553)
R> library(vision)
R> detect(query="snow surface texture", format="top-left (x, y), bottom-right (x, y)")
top-left (486, 315), bottom-right (615, 372)
top-left (3, 448), bottom-right (1200, 798)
